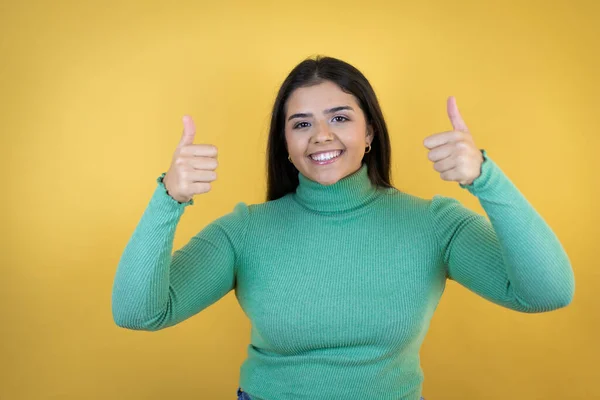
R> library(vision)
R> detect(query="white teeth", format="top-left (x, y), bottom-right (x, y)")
top-left (310, 150), bottom-right (342, 161)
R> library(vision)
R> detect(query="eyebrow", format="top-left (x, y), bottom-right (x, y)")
top-left (287, 105), bottom-right (355, 122)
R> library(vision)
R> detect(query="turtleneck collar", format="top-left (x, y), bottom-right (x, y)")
top-left (293, 162), bottom-right (380, 213)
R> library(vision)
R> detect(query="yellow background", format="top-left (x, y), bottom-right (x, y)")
top-left (1, 0), bottom-right (598, 399)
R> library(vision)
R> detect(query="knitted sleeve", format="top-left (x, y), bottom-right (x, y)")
top-left (428, 150), bottom-right (575, 313)
top-left (111, 172), bottom-right (249, 331)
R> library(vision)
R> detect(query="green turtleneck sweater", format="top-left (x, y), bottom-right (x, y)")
top-left (111, 149), bottom-right (574, 400)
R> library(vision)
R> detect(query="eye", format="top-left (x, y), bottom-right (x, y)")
top-left (332, 115), bottom-right (349, 123)
top-left (293, 121), bottom-right (310, 129)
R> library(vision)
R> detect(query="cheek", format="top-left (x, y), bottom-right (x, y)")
top-left (342, 133), bottom-right (367, 149)
top-left (284, 133), bottom-right (302, 154)
top-left (284, 131), bottom-right (292, 148)
top-left (340, 123), bottom-right (367, 142)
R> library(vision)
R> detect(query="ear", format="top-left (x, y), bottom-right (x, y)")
top-left (366, 124), bottom-right (375, 145)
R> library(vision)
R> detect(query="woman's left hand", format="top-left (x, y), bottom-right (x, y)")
top-left (423, 96), bottom-right (484, 186)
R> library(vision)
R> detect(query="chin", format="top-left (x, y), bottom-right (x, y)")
top-left (299, 156), bottom-right (359, 185)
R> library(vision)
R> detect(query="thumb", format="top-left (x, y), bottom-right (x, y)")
top-left (178, 115), bottom-right (196, 147)
top-left (447, 96), bottom-right (469, 133)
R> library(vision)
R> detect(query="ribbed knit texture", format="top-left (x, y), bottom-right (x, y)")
top-left (111, 149), bottom-right (575, 400)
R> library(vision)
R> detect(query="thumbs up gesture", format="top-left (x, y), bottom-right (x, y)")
top-left (423, 96), bottom-right (484, 186)
top-left (162, 115), bottom-right (218, 203)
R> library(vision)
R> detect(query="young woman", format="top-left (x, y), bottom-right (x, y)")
top-left (112, 56), bottom-right (575, 400)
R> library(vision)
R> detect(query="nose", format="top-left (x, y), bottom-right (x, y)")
top-left (312, 119), bottom-right (334, 144)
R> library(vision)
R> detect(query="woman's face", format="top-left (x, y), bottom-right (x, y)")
top-left (284, 80), bottom-right (373, 186)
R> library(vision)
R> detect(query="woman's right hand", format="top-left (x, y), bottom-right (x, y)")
top-left (163, 115), bottom-right (218, 203)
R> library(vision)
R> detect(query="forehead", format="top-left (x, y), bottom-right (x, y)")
top-left (285, 81), bottom-right (359, 112)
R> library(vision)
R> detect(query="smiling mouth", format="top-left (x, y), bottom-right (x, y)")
top-left (308, 150), bottom-right (344, 164)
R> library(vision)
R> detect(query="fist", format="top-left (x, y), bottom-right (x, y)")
top-left (423, 96), bottom-right (484, 186)
top-left (163, 115), bottom-right (218, 203)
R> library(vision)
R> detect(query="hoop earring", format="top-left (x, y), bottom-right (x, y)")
top-left (364, 143), bottom-right (372, 154)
